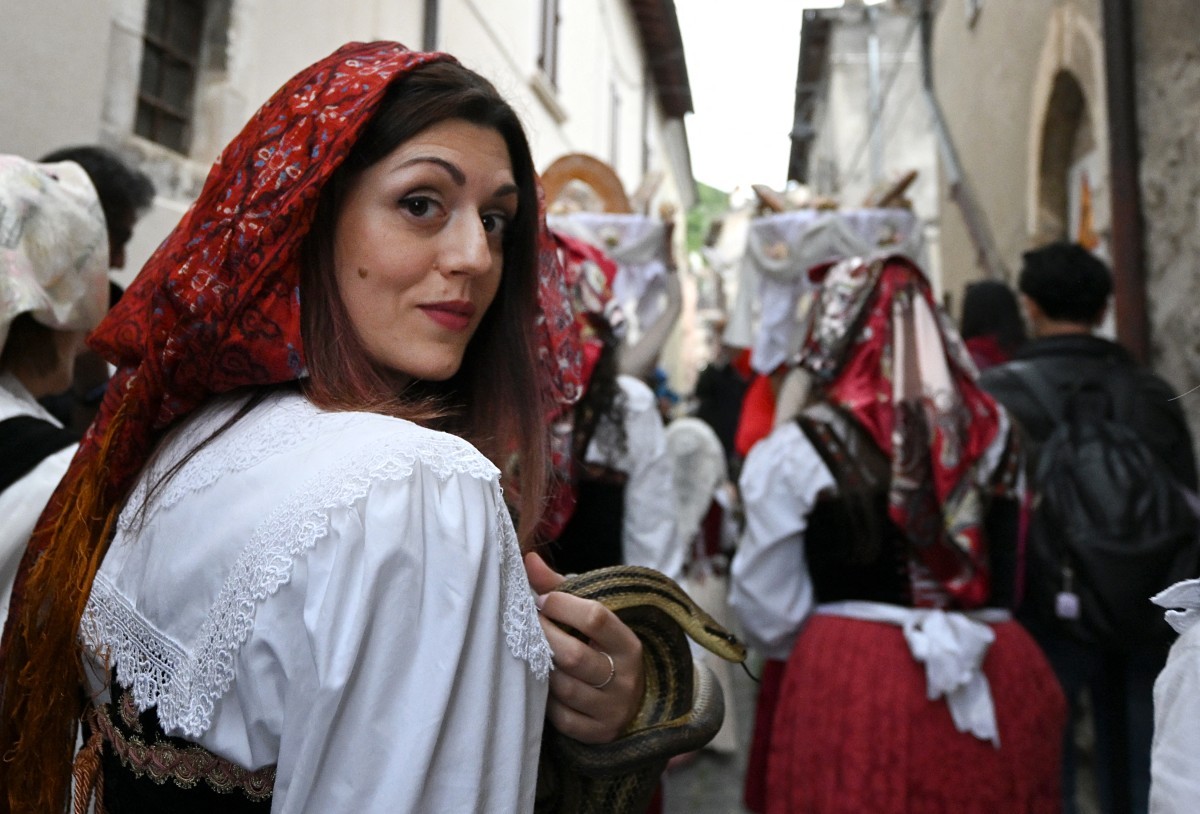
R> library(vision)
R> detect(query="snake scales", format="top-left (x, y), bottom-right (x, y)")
top-left (534, 565), bottom-right (748, 813)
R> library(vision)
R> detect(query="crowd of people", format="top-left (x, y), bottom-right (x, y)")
top-left (0, 38), bottom-right (1197, 814)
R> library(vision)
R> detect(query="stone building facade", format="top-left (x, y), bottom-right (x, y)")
top-left (0, 0), bottom-right (696, 287)
top-left (785, 0), bottom-right (1197, 449)
top-left (931, 0), bottom-right (1200, 449)
top-left (789, 5), bottom-right (943, 290)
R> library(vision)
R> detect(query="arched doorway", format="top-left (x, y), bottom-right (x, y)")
top-left (1034, 69), bottom-right (1098, 248)
top-left (1026, 6), bottom-right (1110, 256)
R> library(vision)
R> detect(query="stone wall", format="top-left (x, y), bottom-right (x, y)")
top-left (1135, 0), bottom-right (1200, 448)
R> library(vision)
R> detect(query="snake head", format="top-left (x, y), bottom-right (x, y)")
top-left (702, 625), bottom-right (748, 662)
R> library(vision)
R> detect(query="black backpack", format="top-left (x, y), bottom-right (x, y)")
top-left (1011, 361), bottom-right (1200, 649)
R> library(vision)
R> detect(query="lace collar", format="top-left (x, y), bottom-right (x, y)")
top-left (83, 397), bottom-right (552, 737)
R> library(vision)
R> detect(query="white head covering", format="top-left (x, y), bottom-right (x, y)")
top-left (665, 417), bottom-right (729, 551)
top-left (0, 154), bottom-right (109, 353)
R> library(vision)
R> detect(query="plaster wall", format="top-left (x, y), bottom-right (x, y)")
top-left (812, 11), bottom-right (937, 217)
top-left (0, 0), bottom-right (112, 158)
top-left (933, 0), bottom-right (1200, 452)
top-left (0, 0), bottom-right (694, 284)
top-left (931, 0), bottom-right (1105, 297)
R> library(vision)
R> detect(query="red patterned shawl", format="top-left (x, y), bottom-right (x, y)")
top-left (536, 230), bottom-right (620, 541)
top-left (90, 43), bottom-right (454, 504)
top-left (798, 255), bottom-right (1016, 607)
top-left (75, 42), bottom-right (577, 522)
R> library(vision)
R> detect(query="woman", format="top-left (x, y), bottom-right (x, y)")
top-left (0, 154), bottom-right (109, 630)
top-left (730, 255), bottom-right (1065, 813)
top-left (665, 416), bottom-right (740, 756)
top-left (0, 43), bottom-right (645, 812)
top-left (959, 279), bottom-right (1026, 372)
top-left (542, 231), bottom-right (678, 581)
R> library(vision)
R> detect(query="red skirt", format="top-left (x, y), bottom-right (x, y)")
top-left (744, 659), bottom-right (787, 813)
top-left (765, 615), bottom-right (1065, 814)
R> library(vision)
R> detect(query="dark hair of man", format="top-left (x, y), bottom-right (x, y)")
top-left (960, 279), bottom-right (1027, 355)
top-left (1018, 241), bottom-right (1112, 323)
top-left (38, 145), bottom-right (154, 250)
top-left (300, 60), bottom-right (548, 544)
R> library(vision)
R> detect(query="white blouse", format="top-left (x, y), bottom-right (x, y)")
top-left (1150, 578), bottom-right (1200, 811)
top-left (584, 374), bottom-right (680, 580)
top-left (727, 420), bottom-right (831, 660)
top-left (80, 390), bottom-right (552, 813)
top-left (0, 372), bottom-right (77, 631)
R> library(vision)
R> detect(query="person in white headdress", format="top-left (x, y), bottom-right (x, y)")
top-left (0, 154), bottom-right (109, 628)
top-left (666, 415), bottom-right (741, 754)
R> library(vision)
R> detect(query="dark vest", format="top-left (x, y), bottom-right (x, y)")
top-left (0, 414), bottom-right (77, 492)
top-left (797, 404), bottom-right (1019, 609)
top-left (89, 671), bottom-right (275, 811)
top-left (545, 461), bottom-right (628, 574)
top-left (798, 404), bottom-right (911, 605)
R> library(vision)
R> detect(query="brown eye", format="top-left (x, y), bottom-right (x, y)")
top-left (401, 197), bottom-right (433, 217)
top-left (481, 213), bottom-right (507, 235)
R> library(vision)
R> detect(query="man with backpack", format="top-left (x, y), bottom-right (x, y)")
top-left (980, 242), bottom-right (1199, 814)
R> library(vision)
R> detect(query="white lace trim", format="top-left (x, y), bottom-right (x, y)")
top-left (118, 393), bottom-right (320, 532)
top-left (81, 571), bottom-right (188, 706)
top-left (497, 495), bottom-right (554, 681)
top-left (82, 425), bottom-right (551, 738)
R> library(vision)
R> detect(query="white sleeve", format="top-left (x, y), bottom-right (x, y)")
top-left (615, 378), bottom-right (681, 581)
top-left (0, 443), bottom-right (75, 631)
top-left (1150, 624), bottom-right (1200, 811)
top-left (728, 422), bottom-right (834, 661)
top-left (262, 466), bottom-right (546, 813)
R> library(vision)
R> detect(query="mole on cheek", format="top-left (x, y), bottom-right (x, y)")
top-left (357, 267), bottom-right (369, 279)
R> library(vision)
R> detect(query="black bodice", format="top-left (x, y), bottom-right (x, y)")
top-left (89, 671), bottom-right (275, 812)
top-left (546, 463), bottom-right (628, 574)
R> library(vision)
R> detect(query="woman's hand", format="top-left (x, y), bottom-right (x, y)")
top-left (524, 552), bottom-right (645, 744)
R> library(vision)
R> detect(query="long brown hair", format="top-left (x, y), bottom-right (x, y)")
top-left (0, 57), bottom-right (548, 811)
top-left (299, 61), bottom-right (548, 542)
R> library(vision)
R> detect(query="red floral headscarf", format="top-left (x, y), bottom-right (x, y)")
top-left (799, 254), bottom-right (1020, 608)
top-left (11, 40), bottom-right (581, 571)
top-left (85, 43), bottom-right (571, 498)
top-left (0, 42), bottom-right (582, 805)
top-left (553, 230), bottom-right (620, 388)
top-left (535, 229), bottom-right (620, 541)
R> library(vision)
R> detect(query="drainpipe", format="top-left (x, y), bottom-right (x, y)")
top-left (1101, 0), bottom-right (1149, 364)
top-left (423, 0), bottom-right (439, 51)
top-left (916, 0), bottom-right (1007, 279)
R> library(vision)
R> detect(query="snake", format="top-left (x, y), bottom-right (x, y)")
top-left (534, 565), bottom-right (748, 813)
